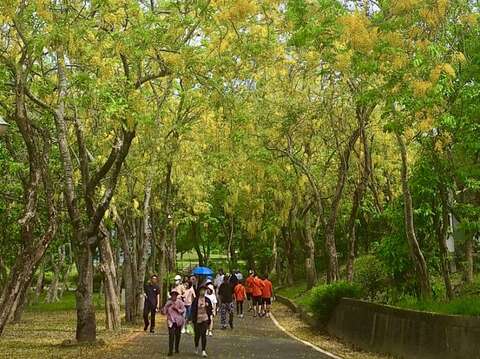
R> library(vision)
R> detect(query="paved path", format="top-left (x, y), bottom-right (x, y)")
top-left (108, 311), bottom-right (332, 359)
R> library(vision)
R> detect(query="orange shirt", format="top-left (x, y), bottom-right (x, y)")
top-left (234, 283), bottom-right (246, 301)
top-left (245, 275), bottom-right (254, 294)
top-left (262, 279), bottom-right (273, 298)
top-left (252, 277), bottom-right (264, 297)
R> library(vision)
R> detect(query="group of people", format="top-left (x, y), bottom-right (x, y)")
top-left (142, 269), bottom-right (274, 357)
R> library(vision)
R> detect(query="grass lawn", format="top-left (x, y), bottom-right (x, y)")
top-left (0, 292), bottom-right (138, 359)
top-left (276, 282), bottom-right (314, 310)
top-left (395, 295), bottom-right (480, 316)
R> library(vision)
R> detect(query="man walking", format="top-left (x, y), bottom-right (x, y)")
top-left (143, 274), bottom-right (160, 333)
top-left (218, 276), bottom-right (234, 329)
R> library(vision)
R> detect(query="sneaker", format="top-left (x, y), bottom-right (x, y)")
top-left (240, 314), bottom-right (244, 318)
top-left (144, 325), bottom-right (148, 331)
top-left (195, 347), bottom-right (199, 355)
top-left (202, 351), bottom-right (208, 357)
top-left (150, 329), bottom-right (155, 333)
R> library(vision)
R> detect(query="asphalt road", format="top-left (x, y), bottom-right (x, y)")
top-left (107, 310), bottom-right (332, 359)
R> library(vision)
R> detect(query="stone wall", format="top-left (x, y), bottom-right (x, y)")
top-left (328, 298), bottom-right (480, 359)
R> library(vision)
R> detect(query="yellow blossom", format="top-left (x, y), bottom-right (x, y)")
top-left (412, 80), bottom-right (433, 97)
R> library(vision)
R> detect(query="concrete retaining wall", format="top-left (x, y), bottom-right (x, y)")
top-left (328, 298), bottom-right (480, 359)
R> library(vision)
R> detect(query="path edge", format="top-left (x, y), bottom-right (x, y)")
top-left (269, 312), bottom-right (343, 359)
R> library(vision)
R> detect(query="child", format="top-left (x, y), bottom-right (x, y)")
top-left (183, 281), bottom-right (196, 334)
top-left (262, 274), bottom-right (273, 318)
top-left (162, 290), bottom-right (186, 356)
top-left (234, 281), bottom-right (247, 318)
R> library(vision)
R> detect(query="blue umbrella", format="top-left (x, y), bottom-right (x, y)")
top-left (192, 266), bottom-right (214, 276)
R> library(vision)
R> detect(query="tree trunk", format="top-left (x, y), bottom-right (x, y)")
top-left (114, 208), bottom-right (137, 322)
top-left (11, 284), bottom-right (29, 323)
top-left (303, 214), bottom-right (317, 289)
top-left (136, 179), bottom-right (152, 316)
top-left (282, 226), bottom-right (295, 285)
top-left (434, 187), bottom-right (454, 300)
top-left (75, 242), bottom-right (96, 342)
top-left (465, 235), bottom-right (474, 284)
top-left (47, 247), bottom-right (66, 303)
top-left (0, 51), bottom-right (57, 336)
top-left (33, 262), bottom-right (45, 304)
top-left (396, 133), bottom-right (431, 299)
top-left (347, 123), bottom-right (371, 281)
top-left (325, 227), bottom-right (340, 283)
top-left (99, 232), bottom-right (121, 330)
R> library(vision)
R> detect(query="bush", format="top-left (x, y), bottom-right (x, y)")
top-left (353, 255), bottom-right (389, 299)
top-left (310, 281), bottom-right (361, 323)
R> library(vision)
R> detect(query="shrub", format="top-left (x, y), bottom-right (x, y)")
top-left (353, 254), bottom-right (389, 299)
top-left (310, 281), bottom-right (361, 323)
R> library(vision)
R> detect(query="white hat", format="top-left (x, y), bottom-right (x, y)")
top-left (174, 275), bottom-right (182, 281)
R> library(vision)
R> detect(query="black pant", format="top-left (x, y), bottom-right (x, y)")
top-left (168, 323), bottom-right (181, 354)
top-left (194, 321), bottom-right (208, 351)
top-left (143, 302), bottom-right (156, 330)
top-left (236, 301), bottom-right (244, 315)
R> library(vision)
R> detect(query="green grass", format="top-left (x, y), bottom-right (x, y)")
top-left (3, 292), bottom-right (136, 359)
top-left (395, 295), bottom-right (480, 316)
top-left (28, 292), bottom-right (105, 312)
top-left (277, 282), bottom-right (314, 311)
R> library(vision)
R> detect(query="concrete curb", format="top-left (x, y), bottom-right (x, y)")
top-left (270, 312), bottom-right (343, 359)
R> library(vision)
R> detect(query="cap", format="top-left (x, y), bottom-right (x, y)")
top-left (174, 275), bottom-right (182, 281)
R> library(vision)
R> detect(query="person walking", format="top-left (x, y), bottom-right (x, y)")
top-left (251, 273), bottom-right (264, 318)
top-left (205, 283), bottom-right (217, 336)
top-left (245, 270), bottom-right (254, 312)
top-left (191, 285), bottom-right (213, 357)
top-left (183, 281), bottom-right (196, 334)
top-left (234, 280), bottom-right (247, 318)
top-left (218, 276), bottom-right (234, 329)
top-left (162, 290), bottom-right (186, 356)
top-left (143, 274), bottom-right (160, 333)
top-left (262, 274), bottom-right (274, 318)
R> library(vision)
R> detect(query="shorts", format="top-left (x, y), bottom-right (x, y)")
top-left (262, 298), bottom-right (272, 305)
top-left (252, 296), bottom-right (262, 305)
top-left (246, 292), bottom-right (252, 300)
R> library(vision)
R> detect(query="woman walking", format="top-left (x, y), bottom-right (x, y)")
top-left (161, 290), bottom-right (186, 356)
top-left (191, 285), bottom-right (213, 357)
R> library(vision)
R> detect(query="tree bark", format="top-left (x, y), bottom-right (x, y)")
top-left (99, 230), bottom-right (121, 330)
top-left (303, 213), bottom-right (317, 289)
top-left (465, 235), bottom-right (474, 284)
top-left (136, 178), bottom-right (153, 316)
top-left (0, 54), bottom-right (57, 336)
top-left (435, 187), bottom-right (454, 300)
top-left (33, 262), bottom-right (45, 304)
top-left (396, 133), bottom-right (431, 299)
top-left (114, 207), bottom-right (137, 323)
top-left (346, 120), bottom-right (371, 281)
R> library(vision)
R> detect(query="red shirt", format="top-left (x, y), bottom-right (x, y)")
top-left (252, 277), bottom-right (264, 297)
top-left (245, 275), bottom-right (254, 294)
top-left (234, 283), bottom-right (246, 301)
top-left (262, 279), bottom-right (273, 298)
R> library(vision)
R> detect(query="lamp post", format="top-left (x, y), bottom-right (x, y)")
top-left (0, 116), bottom-right (8, 136)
